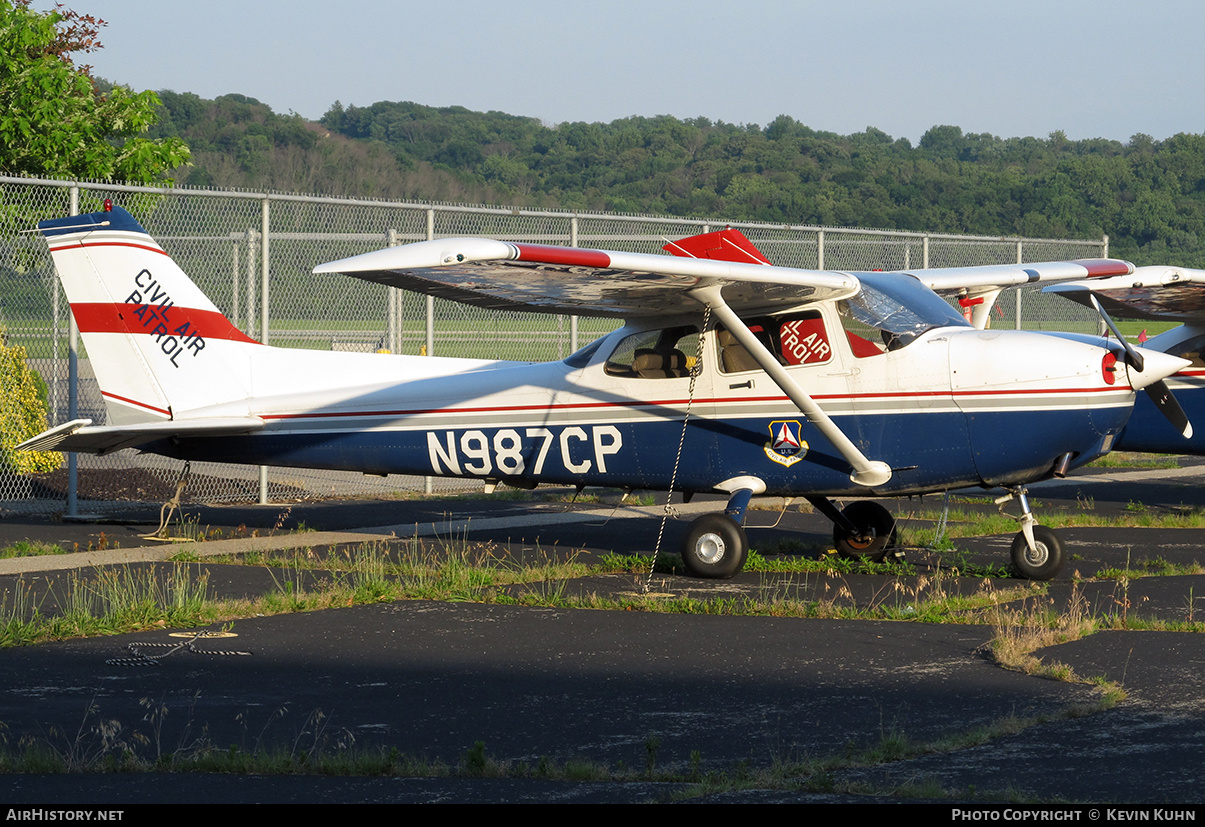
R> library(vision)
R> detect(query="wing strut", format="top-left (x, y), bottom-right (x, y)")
top-left (689, 285), bottom-right (893, 487)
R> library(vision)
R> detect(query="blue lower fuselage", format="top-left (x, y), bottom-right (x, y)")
top-left (151, 383), bottom-right (1129, 498)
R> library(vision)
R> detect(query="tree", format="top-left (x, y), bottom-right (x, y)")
top-left (0, 328), bottom-right (58, 474)
top-left (0, 1), bottom-right (189, 182)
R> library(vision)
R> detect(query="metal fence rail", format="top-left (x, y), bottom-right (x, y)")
top-left (0, 175), bottom-right (1106, 512)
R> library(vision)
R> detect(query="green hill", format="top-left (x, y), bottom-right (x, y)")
top-left (147, 92), bottom-right (1205, 267)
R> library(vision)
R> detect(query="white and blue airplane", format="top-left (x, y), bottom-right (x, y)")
top-left (19, 205), bottom-right (1194, 581)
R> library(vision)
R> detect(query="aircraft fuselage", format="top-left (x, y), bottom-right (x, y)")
top-left (148, 315), bottom-right (1133, 498)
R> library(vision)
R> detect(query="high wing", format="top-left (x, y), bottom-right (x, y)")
top-left (1043, 265), bottom-right (1205, 323)
top-left (912, 259), bottom-right (1136, 293)
top-left (316, 235), bottom-right (1136, 330)
top-left (317, 235), bottom-right (898, 486)
top-left (912, 259), bottom-right (1136, 328)
top-left (312, 238), bottom-right (858, 318)
top-left (18, 417), bottom-right (265, 456)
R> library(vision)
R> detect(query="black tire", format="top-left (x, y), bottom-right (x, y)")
top-left (1010, 525), bottom-right (1064, 581)
top-left (681, 513), bottom-right (748, 579)
top-left (833, 501), bottom-right (896, 562)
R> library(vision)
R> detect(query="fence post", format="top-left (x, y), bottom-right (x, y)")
top-left (425, 209), bottom-right (435, 358)
top-left (923, 235), bottom-right (930, 269)
top-left (258, 198), bottom-right (270, 505)
top-left (66, 186), bottom-right (79, 518)
top-left (569, 216), bottom-right (579, 352)
top-left (245, 229), bottom-right (257, 338)
top-left (231, 233), bottom-right (240, 323)
top-left (817, 229), bottom-right (824, 270)
top-left (1015, 239), bottom-right (1024, 330)
top-left (424, 209), bottom-right (435, 495)
top-left (51, 261), bottom-right (61, 427)
top-left (387, 229), bottom-right (400, 353)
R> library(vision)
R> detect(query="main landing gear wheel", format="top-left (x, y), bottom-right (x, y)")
top-left (1010, 525), bottom-right (1064, 581)
top-left (681, 513), bottom-right (749, 579)
top-left (833, 501), bottom-right (896, 562)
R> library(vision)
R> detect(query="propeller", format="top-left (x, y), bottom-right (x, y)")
top-left (1146, 378), bottom-right (1193, 439)
top-left (1089, 294), bottom-right (1193, 439)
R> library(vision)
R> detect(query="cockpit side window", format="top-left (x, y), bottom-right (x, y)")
top-left (604, 325), bottom-right (700, 378)
top-left (1170, 334), bottom-right (1205, 368)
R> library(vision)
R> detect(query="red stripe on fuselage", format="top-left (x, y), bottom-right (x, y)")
top-left (71, 302), bottom-right (259, 345)
top-left (512, 243), bottom-right (612, 268)
top-left (258, 385), bottom-right (1129, 422)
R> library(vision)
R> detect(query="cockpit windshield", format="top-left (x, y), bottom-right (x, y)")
top-left (839, 272), bottom-right (970, 349)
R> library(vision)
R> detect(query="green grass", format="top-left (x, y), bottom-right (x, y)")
top-left (0, 535), bottom-right (1036, 648)
top-left (0, 564), bottom-right (212, 647)
top-left (5, 317), bottom-right (620, 361)
top-left (0, 541), bottom-right (68, 558)
top-left (9, 491), bottom-right (1205, 641)
top-left (1014, 320), bottom-right (1180, 339)
top-left (1087, 451), bottom-right (1182, 469)
top-left (892, 498), bottom-right (1205, 545)
top-left (1096, 556), bottom-right (1205, 578)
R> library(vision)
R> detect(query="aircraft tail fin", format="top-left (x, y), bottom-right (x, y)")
top-left (662, 227), bottom-right (772, 265)
top-left (38, 206), bottom-right (258, 424)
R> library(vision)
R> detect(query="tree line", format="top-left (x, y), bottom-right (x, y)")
top-left (147, 94), bottom-right (1205, 268)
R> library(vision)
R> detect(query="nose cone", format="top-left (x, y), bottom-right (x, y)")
top-left (1124, 347), bottom-right (1191, 391)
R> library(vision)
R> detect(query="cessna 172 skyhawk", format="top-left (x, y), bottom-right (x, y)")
top-left (19, 205), bottom-right (1193, 581)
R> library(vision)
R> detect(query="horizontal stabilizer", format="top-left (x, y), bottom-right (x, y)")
top-left (18, 417), bottom-right (265, 456)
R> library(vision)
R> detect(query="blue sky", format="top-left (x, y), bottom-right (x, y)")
top-left (75, 0), bottom-right (1205, 143)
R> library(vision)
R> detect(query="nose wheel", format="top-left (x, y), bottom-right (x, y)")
top-left (997, 487), bottom-right (1065, 580)
top-left (1009, 525), bottom-right (1064, 580)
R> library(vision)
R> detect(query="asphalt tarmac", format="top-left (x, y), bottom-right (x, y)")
top-left (2, 462), bottom-right (1205, 805)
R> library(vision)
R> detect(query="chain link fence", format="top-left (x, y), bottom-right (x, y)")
top-left (0, 176), bottom-right (1106, 512)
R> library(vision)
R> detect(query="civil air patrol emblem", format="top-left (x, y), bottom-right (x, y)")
top-left (764, 420), bottom-right (808, 467)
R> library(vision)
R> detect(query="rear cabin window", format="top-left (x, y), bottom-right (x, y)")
top-left (718, 311), bottom-right (833, 373)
